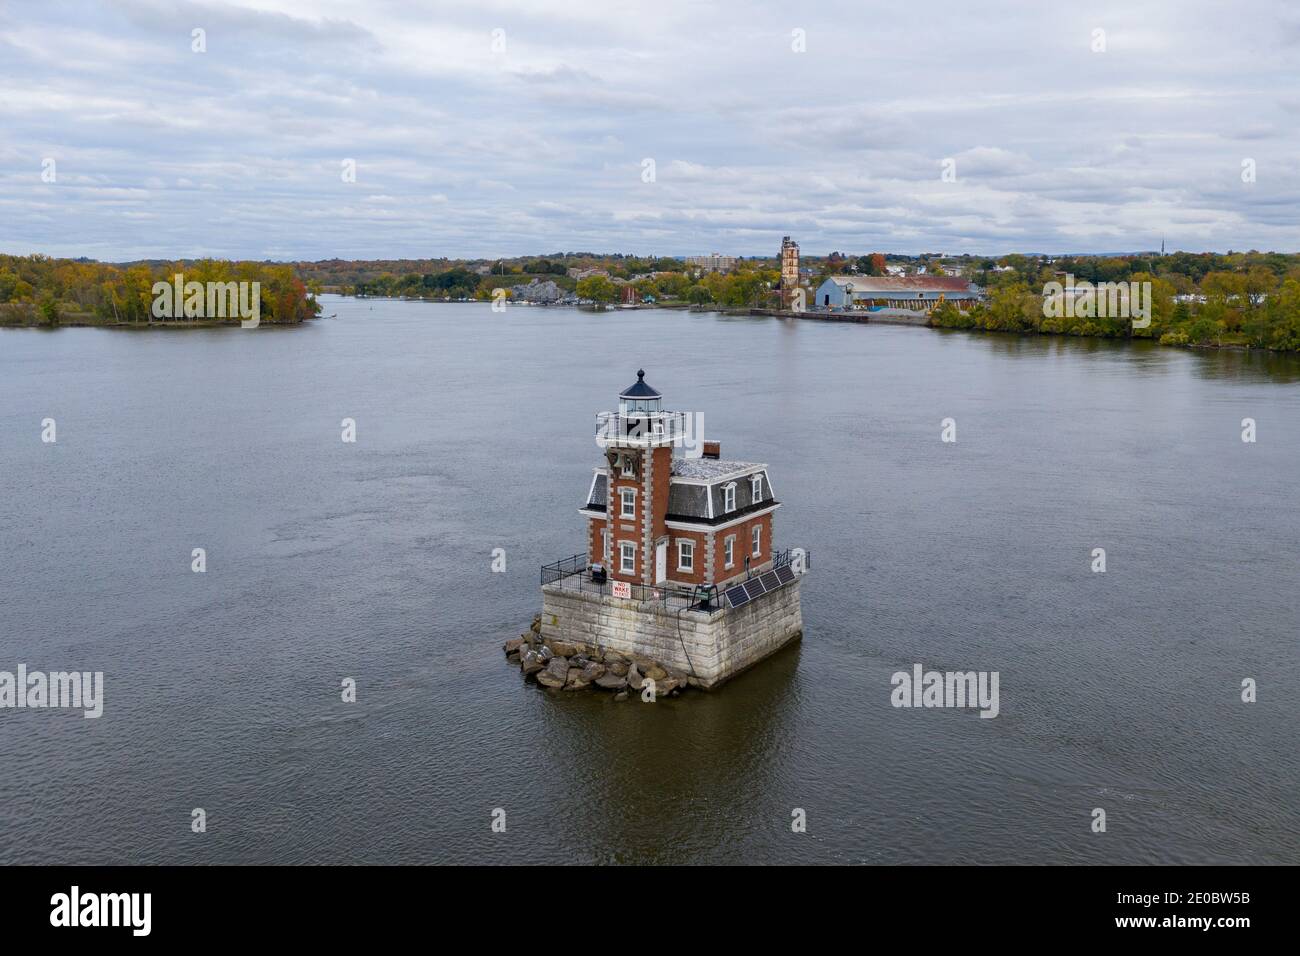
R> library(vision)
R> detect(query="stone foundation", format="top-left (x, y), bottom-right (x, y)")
top-left (539, 578), bottom-right (803, 689)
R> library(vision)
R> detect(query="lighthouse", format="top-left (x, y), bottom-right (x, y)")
top-left (539, 371), bottom-right (808, 689)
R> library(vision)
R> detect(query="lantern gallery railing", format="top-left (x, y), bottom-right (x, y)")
top-left (595, 409), bottom-right (694, 447)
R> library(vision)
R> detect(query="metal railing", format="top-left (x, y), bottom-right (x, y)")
top-left (540, 552), bottom-right (589, 586)
top-left (764, 547), bottom-right (810, 576)
top-left (595, 410), bottom-right (690, 446)
top-left (540, 547), bottom-right (810, 614)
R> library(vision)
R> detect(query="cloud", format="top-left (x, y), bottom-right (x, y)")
top-left (0, 0), bottom-right (1296, 258)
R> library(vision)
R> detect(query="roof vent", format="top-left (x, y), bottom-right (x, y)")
top-left (702, 440), bottom-right (721, 459)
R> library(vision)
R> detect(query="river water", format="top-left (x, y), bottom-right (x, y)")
top-left (1, 295), bottom-right (1297, 864)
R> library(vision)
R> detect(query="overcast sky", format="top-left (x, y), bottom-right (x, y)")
top-left (2, 0), bottom-right (1298, 260)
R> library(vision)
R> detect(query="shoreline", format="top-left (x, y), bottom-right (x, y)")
top-left (4, 295), bottom-right (1288, 356)
top-left (340, 295), bottom-right (1297, 356)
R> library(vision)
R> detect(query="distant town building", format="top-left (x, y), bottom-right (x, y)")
top-left (568, 267), bottom-right (609, 280)
top-left (779, 236), bottom-right (800, 309)
top-left (814, 275), bottom-right (983, 312)
top-left (686, 254), bottom-right (737, 273)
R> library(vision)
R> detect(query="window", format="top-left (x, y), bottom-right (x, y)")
top-left (750, 474), bottom-right (762, 502)
top-left (724, 535), bottom-right (735, 569)
top-left (620, 455), bottom-right (636, 478)
top-left (620, 487), bottom-right (636, 518)
top-left (752, 524), bottom-right (762, 557)
top-left (678, 539), bottom-right (694, 572)
top-left (620, 541), bottom-right (636, 574)
top-left (723, 482), bottom-right (736, 513)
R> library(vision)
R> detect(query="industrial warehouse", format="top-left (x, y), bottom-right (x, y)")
top-left (769, 236), bottom-right (986, 316)
top-left (813, 274), bottom-right (984, 312)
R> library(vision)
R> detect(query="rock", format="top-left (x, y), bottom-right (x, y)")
top-left (520, 649), bottom-right (543, 676)
top-left (644, 663), bottom-right (668, 681)
top-left (513, 279), bottom-right (564, 304)
top-left (580, 662), bottom-right (605, 682)
top-left (603, 649), bottom-right (628, 665)
top-left (538, 645), bottom-right (554, 662)
top-left (530, 615), bottom-right (541, 634)
top-left (614, 691), bottom-right (629, 701)
top-left (506, 651), bottom-right (521, 666)
top-left (653, 676), bottom-right (683, 695)
top-left (537, 657), bottom-right (569, 689)
top-left (544, 639), bottom-right (579, 658)
top-left (605, 660), bottom-right (629, 677)
top-left (626, 663), bottom-right (644, 690)
top-left (565, 667), bottom-right (593, 691)
top-left (504, 637), bottom-right (524, 655)
top-left (594, 671), bottom-right (627, 691)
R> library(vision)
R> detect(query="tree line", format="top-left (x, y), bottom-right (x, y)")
top-left (0, 255), bottom-right (320, 327)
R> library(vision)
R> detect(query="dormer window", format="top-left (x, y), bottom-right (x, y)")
top-left (620, 455), bottom-right (636, 478)
top-left (723, 482), bottom-right (736, 513)
top-left (750, 474), bottom-right (762, 502)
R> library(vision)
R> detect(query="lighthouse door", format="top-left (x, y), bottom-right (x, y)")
top-left (655, 540), bottom-right (667, 584)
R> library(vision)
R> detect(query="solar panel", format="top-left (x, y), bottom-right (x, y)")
top-left (724, 585), bottom-right (750, 609)
top-left (774, 564), bottom-right (795, 585)
top-left (743, 579), bottom-right (767, 601)
top-left (759, 570), bottom-right (781, 591)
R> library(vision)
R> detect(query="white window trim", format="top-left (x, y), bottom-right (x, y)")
top-left (752, 524), bottom-right (762, 557)
top-left (620, 541), bottom-right (636, 574)
top-left (620, 455), bottom-right (636, 478)
top-left (678, 539), bottom-right (694, 572)
top-left (724, 534), bottom-right (735, 569)
top-left (620, 487), bottom-right (636, 518)
top-left (723, 482), bottom-right (736, 513)
top-left (750, 474), bottom-right (762, 502)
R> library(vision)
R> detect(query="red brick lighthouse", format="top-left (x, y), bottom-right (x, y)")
top-left (539, 370), bottom-right (807, 689)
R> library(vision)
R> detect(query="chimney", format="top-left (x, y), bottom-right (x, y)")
top-left (702, 440), bottom-right (721, 459)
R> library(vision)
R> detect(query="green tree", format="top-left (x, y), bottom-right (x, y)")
top-left (577, 275), bottom-right (616, 304)
top-left (38, 292), bottom-right (59, 326)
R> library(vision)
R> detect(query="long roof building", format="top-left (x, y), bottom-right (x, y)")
top-left (815, 274), bottom-right (983, 311)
